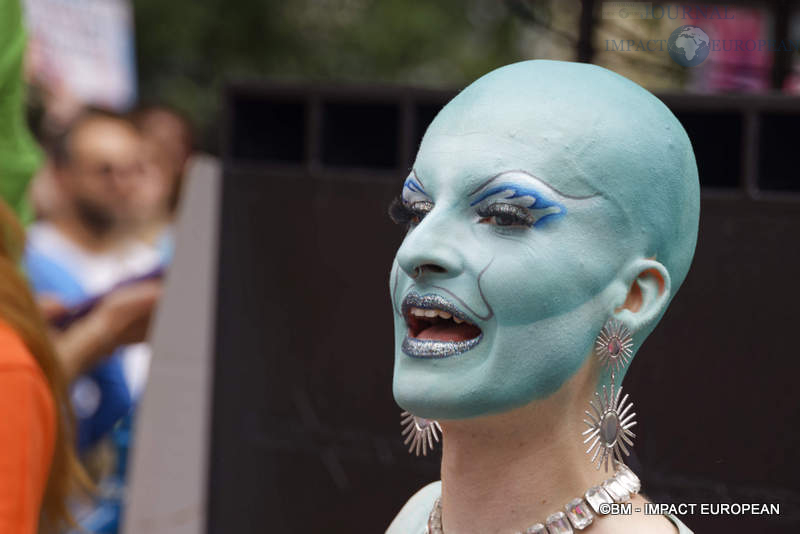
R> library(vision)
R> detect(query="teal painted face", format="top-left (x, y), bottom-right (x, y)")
top-left (389, 61), bottom-right (700, 420)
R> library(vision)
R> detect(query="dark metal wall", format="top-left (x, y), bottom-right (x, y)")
top-left (208, 82), bottom-right (800, 533)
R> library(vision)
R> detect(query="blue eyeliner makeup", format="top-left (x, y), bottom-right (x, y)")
top-left (471, 184), bottom-right (566, 227)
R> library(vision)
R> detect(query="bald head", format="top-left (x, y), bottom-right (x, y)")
top-left (419, 60), bottom-right (699, 303)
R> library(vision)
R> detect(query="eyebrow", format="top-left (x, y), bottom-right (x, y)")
top-left (467, 170), bottom-right (600, 200)
top-left (403, 178), bottom-right (425, 194)
top-left (403, 170), bottom-right (430, 196)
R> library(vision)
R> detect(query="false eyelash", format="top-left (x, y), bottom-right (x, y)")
top-left (388, 197), bottom-right (433, 226)
top-left (388, 197), bottom-right (414, 225)
top-left (476, 203), bottom-right (536, 227)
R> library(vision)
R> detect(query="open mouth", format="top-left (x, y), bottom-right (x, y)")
top-left (401, 293), bottom-right (483, 358)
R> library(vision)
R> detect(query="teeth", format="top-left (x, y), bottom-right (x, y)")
top-left (408, 307), bottom-right (469, 324)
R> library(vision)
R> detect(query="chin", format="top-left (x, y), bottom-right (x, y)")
top-left (391, 308), bottom-right (502, 419)
top-left (392, 369), bottom-right (482, 421)
top-left (392, 342), bottom-right (537, 421)
top-left (392, 316), bottom-right (596, 421)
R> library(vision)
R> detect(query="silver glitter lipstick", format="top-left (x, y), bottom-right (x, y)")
top-left (401, 292), bottom-right (483, 359)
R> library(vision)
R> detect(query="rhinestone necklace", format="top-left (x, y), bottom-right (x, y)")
top-left (426, 464), bottom-right (641, 534)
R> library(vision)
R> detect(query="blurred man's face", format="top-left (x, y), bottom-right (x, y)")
top-left (59, 118), bottom-right (144, 233)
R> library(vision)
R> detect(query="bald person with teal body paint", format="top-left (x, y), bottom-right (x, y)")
top-left (387, 61), bottom-right (697, 534)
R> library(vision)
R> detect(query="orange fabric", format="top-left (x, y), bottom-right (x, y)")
top-left (0, 320), bottom-right (55, 534)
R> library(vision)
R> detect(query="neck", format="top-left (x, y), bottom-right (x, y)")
top-left (51, 211), bottom-right (122, 254)
top-left (136, 216), bottom-right (171, 245)
top-left (439, 360), bottom-right (606, 534)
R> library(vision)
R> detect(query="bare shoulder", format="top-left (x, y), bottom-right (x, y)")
top-left (666, 514), bottom-right (694, 534)
top-left (386, 480), bottom-right (441, 534)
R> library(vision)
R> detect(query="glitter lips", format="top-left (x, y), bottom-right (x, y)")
top-left (401, 292), bottom-right (483, 358)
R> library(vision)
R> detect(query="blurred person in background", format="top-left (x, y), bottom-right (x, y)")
top-left (130, 105), bottom-right (194, 262)
top-left (0, 0), bottom-right (89, 531)
top-left (22, 110), bottom-right (163, 532)
top-left (25, 110), bottom-right (163, 428)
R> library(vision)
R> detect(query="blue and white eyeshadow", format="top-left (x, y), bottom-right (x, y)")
top-left (469, 183), bottom-right (566, 227)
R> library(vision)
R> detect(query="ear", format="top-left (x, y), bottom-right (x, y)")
top-left (612, 259), bottom-right (671, 334)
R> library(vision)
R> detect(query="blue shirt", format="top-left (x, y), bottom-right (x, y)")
top-left (24, 238), bottom-right (133, 452)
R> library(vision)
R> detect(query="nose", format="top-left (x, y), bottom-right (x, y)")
top-left (396, 214), bottom-right (465, 281)
top-left (111, 162), bottom-right (144, 195)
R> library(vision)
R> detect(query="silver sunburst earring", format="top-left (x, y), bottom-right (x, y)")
top-left (400, 411), bottom-right (442, 456)
top-left (583, 319), bottom-right (638, 472)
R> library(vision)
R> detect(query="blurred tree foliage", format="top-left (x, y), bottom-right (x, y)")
top-left (133, 0), bottom-right (529, 148)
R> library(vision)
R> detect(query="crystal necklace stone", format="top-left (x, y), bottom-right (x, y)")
top-left (426, 497), bottom-right (443, 534)
top-left (584, 486), bottom-right (614, 515)
top-left (428, 465), bottom-right (639, 533)
top-left (523, 524), bottom-right (546, 534)
top-left (545, 511), bottom-right (574, 533)
top-left (602, 478), bottom-right (630, 502)
top-left (614, 464), bottom-right (641, 494)
top-left (565, 498), bottom-right (594, 529)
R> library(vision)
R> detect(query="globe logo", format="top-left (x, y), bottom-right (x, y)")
top-left (668, 25), bottom-right (710, 67)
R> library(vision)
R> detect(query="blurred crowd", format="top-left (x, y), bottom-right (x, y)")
top-left (24, 104), bottom-right (193, 533)
top-left (0, 1), bottom-right (195, 532)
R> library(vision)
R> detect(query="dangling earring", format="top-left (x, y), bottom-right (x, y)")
top-left (583, 319), bottom-right (638, 472)
top-left (400, 411), bottom-right (442, 456)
